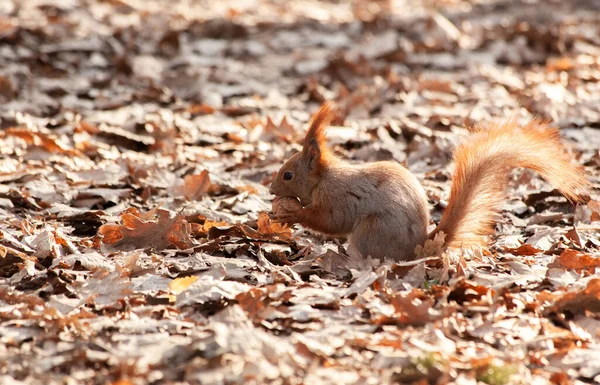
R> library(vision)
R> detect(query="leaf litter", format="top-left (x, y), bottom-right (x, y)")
top-left (1, 0), bottom-right (600, 384)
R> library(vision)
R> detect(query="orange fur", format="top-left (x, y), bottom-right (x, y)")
top-left (304, 101), bottom-right (335, 148)
top-left (271, 102), bottom-right (590, 261)
top-left (303, 101), bottom-right (336, 168)
top-left (430, 119), bottom-right (590, 248)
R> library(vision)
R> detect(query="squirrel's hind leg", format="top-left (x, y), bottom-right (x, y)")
top-left (350, 215), bottom-right (425, 261)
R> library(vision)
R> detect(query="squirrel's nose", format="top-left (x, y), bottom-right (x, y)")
top-left (269, 185), bottom-right (275, 195)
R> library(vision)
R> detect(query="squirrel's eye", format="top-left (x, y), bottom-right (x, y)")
top-left (283, 171), bottom-right (293, 181)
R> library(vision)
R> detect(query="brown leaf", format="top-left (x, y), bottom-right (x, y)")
top-left (448, 280), bottom-right (493, 305)
top-left (183, 171), bottom-right (213, 200)
top-left (1, 128), bottom-right (79, 156)
top-left (188, 103), bottom-right (215, 116)
top-left (546, 57), bottom-right (574, 72)
top-left (257, 212), bottom-right (292, 240)
top-left (75, 121), bottom-right (101, 134)
top-left (249, 114), bottom-right (297, 143)
top-left (388, 289), bottom-right (434, 326)
top-left (550, 249), bottom-right (600, 272)
top-left (0, 75), bottom-right (16, 100)
top-left (548, 278), bottom-right (600, 315)
top-left (505, 243), bottom-right (542, 256)
top-left (0, 244), bottom-right (31, 261)
top-left (97, 208), bottom-right (194, 252)
top-left (191, 219), bottom-right (229, 237)
top-left (549, 372), bottom-right (571, 385)
top-left (236, 287), bottom-right (271, 321)
top-left (564, 227), bottom-right (582, 248)
top-left (418, 78), bottom-right (455, 94)
top-left (590, 200), bottom-right (600, 222)
top-left (169, 276), bottom-right (199, 294)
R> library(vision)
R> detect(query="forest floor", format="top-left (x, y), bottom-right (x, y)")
top-left (1, 0), bottom-right (600, 384)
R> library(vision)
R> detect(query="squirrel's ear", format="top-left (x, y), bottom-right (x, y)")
top-left (305, 138), bottom-right (321, 170)
top-left (302, 101), bottom-right (335, 170)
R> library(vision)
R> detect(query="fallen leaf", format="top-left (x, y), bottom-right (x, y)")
top-left (505, 243), bottom-right (542, 256)
top-left (182, 171), bottom-right (213, 200)
top-left (1, 128), bottom-right (79, 156)
top-left (257, 212), bottom-right (292, 240)
top-left (547, 278), bottom-right (600, 315)
top-left (550, 249), bottom-right (600, 272)
top-left (98, 207), bottom-right (194, 252)
top-left (169, 276), bottom-right (199, 294)
top-left (386, 289), bottom-right (434, 326)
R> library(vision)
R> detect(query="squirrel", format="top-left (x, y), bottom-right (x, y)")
top-left (269, 102), bottom-right (590, 261)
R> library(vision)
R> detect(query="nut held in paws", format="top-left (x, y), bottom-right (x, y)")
top-left (272, 196), bottom-right (302, 215)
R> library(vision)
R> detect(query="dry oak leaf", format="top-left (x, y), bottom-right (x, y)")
top-left (190, 219), bottom-right (229, 237)
top-left (187, 103), bottom-right (215, 116)
top-left (257, 212), bottom-right (292, 240)
top-left (235, 287), bottom-right (273, 321)
top-left (174, 170), bottom-right (215, 200)
top-left (389, 289), bottom-right (435, 326)
top-left (1, 127), bottom-right (80, 156)
top-left (550, 249), bottom-right (600, 272)
top-left (183, 171), bottom-right (213, 200)
top-left (447, 279), bottom-right (494, 305)
top-left (247, 114), bottom-right (297, 143)
top-left (169, 276), bottom-right (199, 295)
top-left (546, 278), bottom-right (600, 315)
top-left (98, 207), bottom-right (194, 252)
top-left (373, 289), bottom-right (435, 326)
top-left (505, 243), bottom-right (542, 256)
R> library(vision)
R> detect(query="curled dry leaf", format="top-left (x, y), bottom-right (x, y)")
top-left (414, 231), bottom-right (446, 258)
top-left (0, 244), bottom-right (32, 260)
top-left (190, 219), bottom-right (229, 237)
top-left (235, 287), bottom-right (273, 322)
top-left (1, 128), bottom-right (80, 156)
top-left (257, 212), bottom-right (292, 240)
top-left (388, 289), bottom-right (435, 326)
top-left (547, 278), bottom-right (600, 315)
top-left (505, 243), bottom-right (542, 256)
top-left (182, 170), bottom-right (214, 200)
top-left (248, 114), bottom-right (297, 143)
top-left (448, 279), bottom-right (493, 305)
top-left (74, 267), bottom-right (133, 308)
top-left (550, 249), bottom-right (600, 273)
top-left (97, 207), bottom-right (194, 252)
top-left (169, 276), bottom-right (199, 294)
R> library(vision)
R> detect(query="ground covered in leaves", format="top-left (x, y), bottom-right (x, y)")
top-left (1, 0), bottom-right (600, 384)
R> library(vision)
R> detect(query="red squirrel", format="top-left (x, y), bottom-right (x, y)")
top-left (269, 102), bottom-right (590, 261)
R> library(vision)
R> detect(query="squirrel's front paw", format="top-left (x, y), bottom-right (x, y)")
top-left (272, 196), bottom-right (302, 213)
top-left (272, 196), bottom-right (303, 224)
top-left (272, 210), bottom-right (304, 225)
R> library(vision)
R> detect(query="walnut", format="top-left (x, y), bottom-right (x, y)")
top-left (272, 196), bottom-right (302, 215)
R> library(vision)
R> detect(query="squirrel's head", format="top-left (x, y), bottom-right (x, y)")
top-left (269, 102), bottom-right (336, 207)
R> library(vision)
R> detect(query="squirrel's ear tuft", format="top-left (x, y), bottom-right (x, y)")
top-left (303, 101), bottom-right (336, 170)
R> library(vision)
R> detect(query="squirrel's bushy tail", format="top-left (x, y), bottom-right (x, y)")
top-left (430, 119), bottom-right (590, 248)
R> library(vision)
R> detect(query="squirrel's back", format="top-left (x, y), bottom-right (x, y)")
top-left (316, 160), bottom-right (430, 261)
